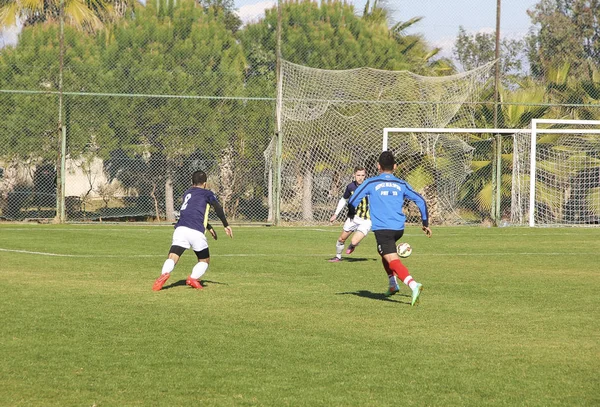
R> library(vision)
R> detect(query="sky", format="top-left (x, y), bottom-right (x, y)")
top-left (235, 0), bottom-right (539, 58)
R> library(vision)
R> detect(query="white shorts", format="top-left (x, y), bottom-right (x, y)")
top-left (171, 226), bottom-right (208, 252)
top-left (343, 217), bottom-right (372, 236)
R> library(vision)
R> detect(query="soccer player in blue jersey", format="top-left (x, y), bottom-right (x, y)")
top-left (328, 166), bottom-right (371, 262)
top-left (152, 170), bottom-right (233, 291)
top-left (348, 151), bottom-right (432, 306)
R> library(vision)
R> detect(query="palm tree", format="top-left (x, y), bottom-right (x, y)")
top-left (454, 81), bottom-right (550, 222)
top-left (363, 0), bottom-right (454, 76)
top-left (0, 0), bottom-right (131, 32)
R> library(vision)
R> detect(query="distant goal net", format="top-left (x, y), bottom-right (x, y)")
top-left (512, 119), bottom-right (600, 227)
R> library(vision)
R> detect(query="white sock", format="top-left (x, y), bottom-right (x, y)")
top-left (389, 275), bottom-right (398, 288)
top-left (161, 259), bottom-right (175, 275)
top-left (335, 241), bottom-right (344, 258)
top-left (190, 262), bottom-right (209, 280)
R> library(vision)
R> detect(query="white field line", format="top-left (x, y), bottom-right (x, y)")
top-left (0, 227), bottom-right (593, 237)
top-left (0, 247), bottom-right (597, 258)
top-left (0, 227), bottom-right (333, 232)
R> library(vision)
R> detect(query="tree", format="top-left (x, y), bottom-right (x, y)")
top-left (0, 0), bottom-right (132, 31)
top-left (240, 0), bottom-right (440, 73)
top-left (0, 21), bottom-right (109, 217)
top-left (98, 0), bottom-right (247, 220)
top-left (198, 0), bottom-right (242, 33)
top-left (453, 26), bottom-right (526, 82)
top-left (527, 0), bottom-right (600, 79)
top-left (364, 0), bottom-right (453, 75)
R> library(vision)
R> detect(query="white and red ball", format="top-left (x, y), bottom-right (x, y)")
top-left (396, 242), bottom-right (412, 258)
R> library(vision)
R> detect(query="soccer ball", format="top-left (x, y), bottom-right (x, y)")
top-left (397, 242), bottom-right (412, 258)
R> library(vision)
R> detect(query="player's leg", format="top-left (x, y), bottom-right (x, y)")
top-left (375, 230), bottom-right (402, 295)
top-left (153, 247), bottom-right (184, 291)
top-left (154, 226), bottom-right (195, 290)
top-left (186, 230), bottom-right (210, 289)
top-left (346, 218), bottom-right (371, 254)
top-left (376, 230), bottom-right (423, 305)
top-left (329, 225), bottom-right (352, 262)
top-left (381, 256), bottom-right (400, 297)
top-left (186, 250), bottom-right (209, 289)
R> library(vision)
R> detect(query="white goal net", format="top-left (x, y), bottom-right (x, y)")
top-left (512, 119), bottom-right (600, 226)
top-left (269, 59), bottom-right (495, 223)
top-left (383, 130), bottom-right (480, 225)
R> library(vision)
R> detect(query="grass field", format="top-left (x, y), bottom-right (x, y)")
top-left (1, 223), bottom-right (599, 406)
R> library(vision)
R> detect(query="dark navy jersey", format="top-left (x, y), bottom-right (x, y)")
top-left (343, 181), bottom-right (370, 220)
top-left (348, 173), bottom-right (428, 230)
top-left (175, 187), bottom-right (220, 233)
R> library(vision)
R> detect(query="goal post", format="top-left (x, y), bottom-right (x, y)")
top-left (523, 119), bottom-right (600, 227)
top-left (384, 121), bottom-right (600, 227)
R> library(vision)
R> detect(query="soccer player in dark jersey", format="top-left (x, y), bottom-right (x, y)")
top-left (328, 166), bottom-right (371, 262)
top-left (152, 170), bottom-right (233, 291)
top-left (348, 151), bottom-right (432, 306)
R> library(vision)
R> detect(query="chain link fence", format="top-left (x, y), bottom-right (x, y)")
top-left (0, 0), bottom-right (599, 226)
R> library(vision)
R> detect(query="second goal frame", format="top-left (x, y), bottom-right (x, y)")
top-left (383, 119), bottom-right (600, 227)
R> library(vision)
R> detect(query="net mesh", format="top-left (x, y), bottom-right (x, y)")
top-left (385, 133), bottom-right (476, 225)
top-left (271, 59), bottom-right (495, 224)
top-left (512, 123), bottom-right (600, 226)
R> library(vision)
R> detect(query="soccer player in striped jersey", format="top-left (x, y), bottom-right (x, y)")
top-left (328, 166), bottom-right (371, 262)
top-left (348, 151), bottom-right (432, 306)
top-left (152, 170), bottom-right (233, 291)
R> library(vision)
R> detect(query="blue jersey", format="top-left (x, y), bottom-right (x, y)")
top-left (343, 181), bottom-right (370, 220)
top-left (348, 173), bottom-right (429, 231)
top-left (175, 187), bottom-right (221, 233)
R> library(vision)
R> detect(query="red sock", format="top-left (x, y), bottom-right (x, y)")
top-left (382, 258), bottom-right (393, 277)
top-left (389, 259), bottom-right (413, 286)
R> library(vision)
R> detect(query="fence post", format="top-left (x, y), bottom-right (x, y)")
top-left (55, 0), bottom-right (66, 223)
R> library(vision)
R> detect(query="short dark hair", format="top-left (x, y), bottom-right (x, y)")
top-left (378, 151), bottom-right (395, 171)
top-left (353, 166), bottom-right (366, 173)
top-left (192, 170), bottom-right (207, 185)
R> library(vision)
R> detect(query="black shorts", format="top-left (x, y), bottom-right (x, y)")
top-left (374, 229), bottom-right (404, 255)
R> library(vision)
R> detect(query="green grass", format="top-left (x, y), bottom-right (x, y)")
top-left (1, 224), bottom-right (599, 406)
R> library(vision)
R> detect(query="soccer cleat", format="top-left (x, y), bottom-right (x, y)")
top-left (328, 256), bottom-right (342, 262)
top-left (411, 283), bottom-right (423, 306)
top-left (385, 285), bottom-right (400, 297)
top-left (186, 276), bottom-right (203, 289)
top-left (345, 245), bottom-right (355, 255)
top-left (152, 273), bottom-right (170, 291)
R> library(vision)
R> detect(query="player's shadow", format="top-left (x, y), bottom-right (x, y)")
top-left (201, 279), bottom-right (227, 286)
top-left (327, 257), bottom-right (374, 263)
top-left (162, 279), bottom-right (227, 290)
top-left (162, 280), bottom-right (187, 290)
top-left (342, 257), bottom-right (372, 263)
top-left (336, 290), bottom-right (411, 304)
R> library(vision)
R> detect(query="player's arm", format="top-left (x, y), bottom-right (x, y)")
top-left (211, 200), bottom-right (233, 238)
top-left (404, 185), bottom-right (432, 238)
top-left (330, 197), bottom-right (348, 222)
top-left (331, 185), bottom-right (352, 222)
top-left (206, 223), bottom-right (218, 240)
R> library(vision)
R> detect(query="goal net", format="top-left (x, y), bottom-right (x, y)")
top-left (512, 119), bottom-right (600, 226)
top-left (383, 130), bottom-right (479, 225)
top-left (269, 59), bottom-right (495, 223)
